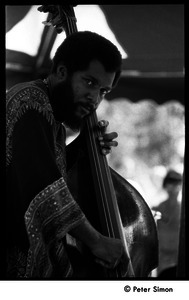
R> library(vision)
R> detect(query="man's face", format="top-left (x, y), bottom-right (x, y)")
top-left (70, 59), bottom-right (115, 120)
top-left (54, 60), bottom-right (116, 131)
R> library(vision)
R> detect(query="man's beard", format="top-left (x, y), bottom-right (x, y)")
top-left (51, 79), bottom-right (83, 132)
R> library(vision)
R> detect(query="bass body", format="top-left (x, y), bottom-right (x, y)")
top-left (66, 127), bottom-right (158, 278)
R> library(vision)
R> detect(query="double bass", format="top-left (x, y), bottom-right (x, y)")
top-left (38, 5), bottom-right (158, 278)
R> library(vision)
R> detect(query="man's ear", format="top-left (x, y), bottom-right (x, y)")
top-left (56, 64), bottom-right (67, 81)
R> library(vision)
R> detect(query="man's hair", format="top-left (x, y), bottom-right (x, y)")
top-left (51, 31), bottom-right (122, 87)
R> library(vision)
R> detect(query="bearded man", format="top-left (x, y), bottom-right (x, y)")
top-left (6, 31), bottom-right (128, 279)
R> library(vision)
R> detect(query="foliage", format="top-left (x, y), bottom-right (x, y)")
top-left (97, 98), bottom-right (185, 206)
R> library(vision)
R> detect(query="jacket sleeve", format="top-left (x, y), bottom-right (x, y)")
top-left (11, 108), bottom-right (86, 245)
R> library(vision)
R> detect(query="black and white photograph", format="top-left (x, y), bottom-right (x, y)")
top-left (4, 4), bottom-right (185, 299)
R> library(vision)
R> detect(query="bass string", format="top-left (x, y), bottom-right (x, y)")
top-left (86, 114), bottom-right (115, 238)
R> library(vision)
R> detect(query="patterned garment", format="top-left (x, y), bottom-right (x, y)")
top-left (6, 79), bottom-right (85, 278)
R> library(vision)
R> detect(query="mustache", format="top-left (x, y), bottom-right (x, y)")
top-left (79, 102), bottom-right (97, 113)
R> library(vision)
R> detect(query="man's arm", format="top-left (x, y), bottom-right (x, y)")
top-left (69, 218), bottom-right (127, 269)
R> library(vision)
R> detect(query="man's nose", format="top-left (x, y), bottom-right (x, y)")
top-left (87, 92), bottom-right (100, 109)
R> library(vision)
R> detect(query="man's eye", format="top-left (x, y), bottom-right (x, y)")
top-left (100, 89), bottom-right (109, 97)
top-left (85, 79), bottom-right (94, 86)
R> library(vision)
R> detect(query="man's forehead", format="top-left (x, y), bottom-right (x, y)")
top-left (86, 60), bottom-right (115, 87)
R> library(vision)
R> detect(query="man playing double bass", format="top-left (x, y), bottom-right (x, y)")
top-left (6, 30), bottom-right (132, 279)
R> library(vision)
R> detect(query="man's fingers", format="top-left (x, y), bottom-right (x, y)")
top-left (101, 140), bottom-right (118, 147)
top-left (98, 120), bottom-right (109, 128)
top-left (98, 120), bottom-right (109, 134)
top-left (100, 132), bottom-right (118, 141)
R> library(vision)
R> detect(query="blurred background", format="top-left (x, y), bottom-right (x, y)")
top-left (6, 4), bottom-right (185, 209)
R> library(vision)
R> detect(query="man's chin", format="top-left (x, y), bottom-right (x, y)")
top-left (63, 106), bottom-right (90, 132)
